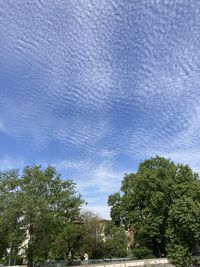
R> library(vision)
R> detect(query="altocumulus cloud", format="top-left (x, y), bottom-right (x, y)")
top-left (1, 1), bottom-right (200, 217)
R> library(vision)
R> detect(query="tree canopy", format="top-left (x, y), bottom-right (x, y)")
top-left (2, 156), bottom-right (200, 267)
top-left (108, 156), bottom-right (200, 267)
top-left (0, 165), bottom-right (128, 266)
top-left (0, 166), bottom-right (84, 267)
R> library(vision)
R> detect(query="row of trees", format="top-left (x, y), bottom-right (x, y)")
top-left (0, 166), bottom-right (128, 267)
top-left (1, 156), bottom-right (200, 267)
top-left (108, 156), bottom-right (200, 267)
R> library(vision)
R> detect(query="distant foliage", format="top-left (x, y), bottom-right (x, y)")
top-left (108, 156), bottom-right (200, 267)
top-left (103, 222), bottom-right (128, 258)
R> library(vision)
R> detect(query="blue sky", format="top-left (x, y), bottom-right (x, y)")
top-left (1, 0), bottom-right (200, 218)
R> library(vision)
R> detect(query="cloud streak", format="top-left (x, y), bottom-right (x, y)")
top-left (0, 156), bottom-right (25, 171)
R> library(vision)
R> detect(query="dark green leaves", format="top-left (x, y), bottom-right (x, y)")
top-left (108, 156), bottom-right (200, 266)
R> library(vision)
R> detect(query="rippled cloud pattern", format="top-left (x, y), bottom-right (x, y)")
top-left (1, 0), bottom-right (200, 217)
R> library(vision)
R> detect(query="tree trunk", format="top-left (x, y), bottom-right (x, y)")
top-left (63, 251), bottom-right (68, 266)
top-left (71, 250), bottom-right (74, 262)
top-left (27, 247), bottom-right (33, 267)
top-left (27, 231), bottom-right (34, 267)
top-left (155, 242), bottom-right (161, 258)
top-left (8, 240), bottom-right (14, 266)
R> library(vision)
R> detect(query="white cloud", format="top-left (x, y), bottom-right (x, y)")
top-left (52, 158), bottom-right (126, 219)
top-left (2, 0), bottom-right (200, 221)
top-left (0, 120), bottom-right (7, 133)
top-left (159, 151), bottom-right (200, 174)
top-left (76, 165), bottom-right (125, 194)
top-left (52, 155), bottom-right (126, 195)
top-left (84, 204), bottom-right (111, 220)
top-left (52, 159), bottom-right (90, 172)
top-left (0, 156), bottom-right (25, 171)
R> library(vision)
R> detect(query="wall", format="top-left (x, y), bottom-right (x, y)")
top-left (81, 258), bottom-right (174, 267)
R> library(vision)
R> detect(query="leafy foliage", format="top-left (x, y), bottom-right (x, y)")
top-left (103, 222), bottom-right (127, 258)
top-left (108, 156), bottom-right (200, 266)
top-left (0, 166), bottom-right (84, 266)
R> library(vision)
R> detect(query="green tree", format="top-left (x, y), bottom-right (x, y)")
top-left (0, 166), bottom-right (84, 267)
top-left (79, 213), bottom-right (128, 259)
top-left (0, 170), bottom-right (24, 265)
top-left (108, 156), bottom-right (200, 266)
top-left (80, 211), bottom-right (105, 259)
top-left (53, 222), bottom-right (85, 264)
top-left (103, 222), bottom-right (128, 259)
top-left (20, 165), bottom-right (84, 267)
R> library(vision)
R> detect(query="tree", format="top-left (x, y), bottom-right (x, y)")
top-left (0, 170), bottom-right (24, 265)
top-left (79, 212), bottom-right (128, 259)
top-left (108, 156), bottom-right (200, 266)
top-left (21, 165), bottom-right (84, 267)
top-left (79, 211), bottom-right (105, 259)
top-left (0, 165), bottom-right (84, 267)
top-left (80, 214), bottom-right (128, 259)
top-left (53, 222), bottom-right (85, 264)
top-left (103, 222), bottom-right (128, 259)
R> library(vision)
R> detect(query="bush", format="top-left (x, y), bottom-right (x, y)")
top-left (167, 244), bottom-right (193, 267)
top-left (132, 247), bottom-right (155, 259)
